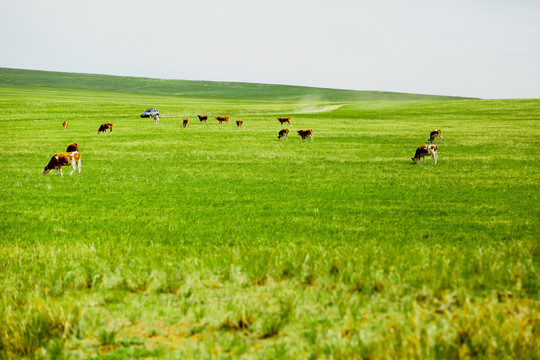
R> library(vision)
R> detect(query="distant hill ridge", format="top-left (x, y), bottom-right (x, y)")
top-left (0, 67), bottom-right (472, 101)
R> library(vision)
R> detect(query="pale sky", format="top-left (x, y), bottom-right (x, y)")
top-left (1, 0), bottom-right (539, 99)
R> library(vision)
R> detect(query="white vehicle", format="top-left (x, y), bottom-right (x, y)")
top-left (140, 108), bottom-right (159, 118)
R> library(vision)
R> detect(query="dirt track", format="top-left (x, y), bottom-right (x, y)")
top-left (296, 104), bottom-right (345, 113)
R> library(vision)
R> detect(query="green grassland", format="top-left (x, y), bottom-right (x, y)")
top-left (0, 68), bottom-right (472, 101)
top-left (0, 71), bottom-right (538, 359)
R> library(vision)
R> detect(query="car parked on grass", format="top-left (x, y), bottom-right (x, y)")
top-left (140, 108), bottom-right (159, 118)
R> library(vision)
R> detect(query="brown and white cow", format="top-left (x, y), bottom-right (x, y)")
top-left (429, 129), bottom-right (442, 143)
top-left (412, 144), bottom-right (438, 164)
top-left (278, 129), bottom-right (289, 141)
top-left (98, 122), bottom-right (113, 134)
top-left (278, 117), bottom-right (291, 125)
top-left (216, 116), bottom-right (230, 124)
top-left (154, 115), bottom-right (160, 125)
top-left (66, 143), bottom-right (79, 152)
top-left (297, 129), bottom-right (314, 142)
top-left (236, 120), bottom-right (244, 127)
top-left (183, 118), bottom-right (190, 128)
top-left (197, 115), bottom-right (208, 123)
top-left (43, 151), bottom-right (81, 177)
top-left (62, 121), bottom-right (69, 130)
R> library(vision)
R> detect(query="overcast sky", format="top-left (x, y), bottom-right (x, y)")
top-left (1, 0), bottom-right (539, 99)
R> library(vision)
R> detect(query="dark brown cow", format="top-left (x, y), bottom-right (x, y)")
top-left (216, 116), bottom-right (230, 124)
top-left (236, 120), bottom-right (244, 127)
top-left (412, 144), bottom-right (438, 164)
top-left (98, 122), bottom-right (113, 134)
top-left (278, 117), bottom-right (291, 125)
top-left (429, 129), bottom-right (442, 143)
top-left (197, 115), bottom-right (208, 123)
top-left (183, 118), bottom-right (190, 128)
top-left (66, 143), bottom-right (79, 152)
top-left (278, 129), bottom-right (289, 141)
top-left (43, 151), bottom-right (81, 177)
top-left (62, 121), bottom-right (69, 130)
top-left (297, 129), bottom-right (314, 142)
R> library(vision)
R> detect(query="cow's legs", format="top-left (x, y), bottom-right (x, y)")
top-left (429, 152), bottom-right (436, 164)
top-left (59, 168), bottom-right (63, 177)
top-left (70, 160), bottom-right (76, 176)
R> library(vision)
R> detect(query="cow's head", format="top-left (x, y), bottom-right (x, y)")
top-left (43, 165), bottom-right (51, 174)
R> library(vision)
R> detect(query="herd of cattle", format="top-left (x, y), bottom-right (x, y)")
top-left (46, 116), bottom-right (441, 176)
top-left (412, 129), bottom-right (442, 164)
top-left (150, 114), bottom-right (311, 141)
top-left (43, 142), bottom-right (81, 177)
top-left (175, 115), bottom-right (313, 142)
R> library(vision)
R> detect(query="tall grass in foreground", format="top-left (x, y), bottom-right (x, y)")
top-left (0, 86), bottom-right (538, 358)
top-left (0, 240), bottom-right (538, 359)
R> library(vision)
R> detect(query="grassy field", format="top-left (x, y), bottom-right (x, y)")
top-left (0, 74), bottom-right (538, 359)
top-left (0, 68), bottom-right (473, 101)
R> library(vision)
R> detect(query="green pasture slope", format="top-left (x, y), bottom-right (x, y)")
top-left (0, 67), bottom-right (468, 101)
top-left (0, 68), bottom-right (538, 359)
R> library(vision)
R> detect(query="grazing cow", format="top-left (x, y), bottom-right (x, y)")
top-left (43, 151), bottom-right (81, 177)
top-left (197, 115), bottom-right (208, 123)
top-left (216, 116), bottom-right (230, 124)
top-left (236, 120), bottom-right (244, 127)
top-left (412, 144), bottom-right (438, 164)
top-left (429, 129), bottom-right (442, 143)
top-left (278, 129), bottom-right (289, 141)
top-left (66, 143), bottom-right (79, 152)
top-left (183, 118), bottom-right (190, 128)
top-left (297, 129), bottom-right (314, 142)
top-left (98, 122), bottom-right (113, 134)
top-left (62, 121), bottom-right (69, 130)
top-left (154, 115), bottom-right (160, 125)
top-left (278, 117), bottom-right (291, 125)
